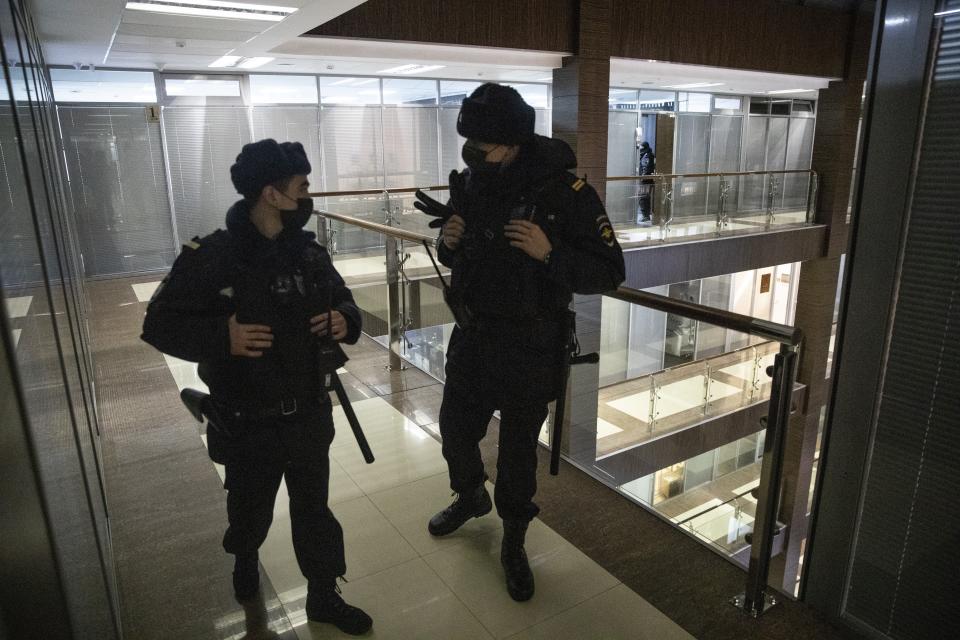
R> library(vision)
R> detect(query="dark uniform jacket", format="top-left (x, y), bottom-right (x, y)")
top-left (141, 200), bottom-right (361, 408)
top-left (639, 148), bottom-right (656, 176)
top-left (437, 134), bottom-right (625, 322)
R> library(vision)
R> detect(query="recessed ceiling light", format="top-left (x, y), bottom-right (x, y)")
top-left (664, 82), bottom-right (725, 89)
top-left (126, 0), bottom-right (295, 21)
top-left (238, 57), bottom-right (273, 69)
top-left (376, 64), bottom-right (446, 75)
top-left (209, 55), bottom-right (241, 68)
top-left (767, 89), bottom-right (816, 94)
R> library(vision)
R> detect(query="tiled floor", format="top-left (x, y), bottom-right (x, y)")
top-left (4, 294), bottom-right (32, 318)
top-left (80, 273), bottom-right (860, 640)
top-left (144, 279), bottom-right (692, 640)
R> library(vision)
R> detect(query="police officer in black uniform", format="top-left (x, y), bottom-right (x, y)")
top-left (141, 139), bottom-right (372, 635)
top-left (427, 84), bottom-right (626, 601)
top-left (637, 141), bottom-right (656, 225)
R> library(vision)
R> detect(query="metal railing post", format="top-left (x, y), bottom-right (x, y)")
top-left (732, 342), bottom-right (799, 617)
top-left (382, 192), bottom-right (406, 372)
top-left (658, 174), bottom-right (674, 239)
top-left (805, 171), bottom-right (819, 223)
top-left (766, 172), bottom-right (781, 227)
top-left (717, 175), bottom-right (730, 233)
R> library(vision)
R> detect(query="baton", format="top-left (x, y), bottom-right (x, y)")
top-left (331, 372), bottom-right (375, 464)
top-left (550, 351), bottom-right (599, 476)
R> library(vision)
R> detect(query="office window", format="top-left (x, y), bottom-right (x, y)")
top-left (382, 78), bottom-right (437, 105)
top-left (609, 88), bottom-right (638, 110)
top-left (319, 77), bottom-right (381, 105)
top-left (249, 74), bottom-right (317, 104)
top-left (678, 92), bottom-right (712, 112)
top-left (713, 96), bottom-right (742, 111)
top-left (51, 69), bottom-right (157, 103)
top-left (504, 83), bottom-right (549, 109)
top-left (440, 81), bottom-right (481, 106)
top-left (0, 72), bottom-right (29, 101)
top-left (165, 78), bottom-right (240, 97)
top-left (637, 90), bottom-right (676, 111)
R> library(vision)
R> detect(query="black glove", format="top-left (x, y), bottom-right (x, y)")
top-left (414, 170), bottom-right (467, 229)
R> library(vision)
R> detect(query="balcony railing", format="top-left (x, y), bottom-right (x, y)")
top-left (309, 188), bottom-right (805, 616)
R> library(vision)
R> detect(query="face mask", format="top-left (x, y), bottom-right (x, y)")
top-left (462, 141), bottom-right (502, 173)
top-left (278, 193), bottom-right (314, 231)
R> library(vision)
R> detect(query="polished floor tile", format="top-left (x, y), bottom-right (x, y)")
top-left (258, 495), bottom-right (419, 602)
top-left (132, 281), bottom-right (162, 302)
top-left (288, 559), bottom-right (494, 640)
top-left (334, 495), bottom-right (420, 581)
top-left (505, 583), bottom-right (695, 640)
top-left (330, 398), bottom-right (448, 495)
top-left (4, 295), bottom-right (32, 318)
top-left (596, 418), bottom-right (623, 438)
top-left (156, 312), bottom-right (688, 640)
top-left (367, 473), bottom-right (502, 556)
top-left (423, 520), bottom-right (621, 639)
top-left (163, 353), bottom-right (208, 393)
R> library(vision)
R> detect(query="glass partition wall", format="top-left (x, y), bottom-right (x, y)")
top-left (607, 89), bottom-right (817, 243)
top-left (46, 72), bottom-right (551, 278)
top-left (1, 2), bottom-right (120, 636)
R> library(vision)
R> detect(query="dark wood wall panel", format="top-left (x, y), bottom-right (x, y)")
top-left (307, 0), bottom-right (578, 53)
top-left (610, 0), bottom-right (852, 78)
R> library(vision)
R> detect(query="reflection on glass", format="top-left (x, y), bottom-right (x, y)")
top-left (1, 8), bottom-right (118, 634)
top-left (503, 83), bottom-right (549, 109)
top-left (382, 78), bottom-right (438, 105)
top-left (440, 80), bottom-right (482, 106)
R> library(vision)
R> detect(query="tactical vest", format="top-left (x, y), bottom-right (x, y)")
top-left (201, 231), bottom-right (344, 407)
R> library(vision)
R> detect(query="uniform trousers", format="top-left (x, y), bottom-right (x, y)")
top-left (221, 402), bottom-right (345, 584)
top-left (439, 321), bottom-right (562, 523)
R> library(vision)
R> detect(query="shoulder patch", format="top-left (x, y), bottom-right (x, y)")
top-left (571, 178), bottom-right (587, 192)
top-left (596, 215), bottom-right (616, 248)
top-left (184, 240), bottom-right (201, 250)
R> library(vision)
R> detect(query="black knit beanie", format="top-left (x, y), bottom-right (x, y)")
top-left (456, 83), bottom-right (535, 145)
top-left (230, 139), bottom-right (311, 199)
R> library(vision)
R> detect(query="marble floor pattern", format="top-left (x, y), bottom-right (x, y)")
top-left (146, 280), bottom-right (693, 640)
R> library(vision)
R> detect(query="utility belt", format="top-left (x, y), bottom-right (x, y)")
top-left (466, 312), bottom-right (564, 335)
top-left (223, 393), bottom-right (331, 422)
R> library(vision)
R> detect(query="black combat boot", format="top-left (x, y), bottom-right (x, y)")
top-left (306, 580), bottom-right (373, 636)
top-left (232, 551), bottom-right (260, 601)
top-left (501, 520), bottom-right (534, 602)
top-left (427, 485), bottom-right (492, 537)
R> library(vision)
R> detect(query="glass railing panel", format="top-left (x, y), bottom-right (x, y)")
top-left (595, 318), bottom-right (777, 460)
top-left (366, 238), bottom-right (454, 383)
top-left (315, 207), bottom-right (807, 605)
top-left (607, 172), bottom-right (815, 248)
top-left (316, 192), bottom-right (388, 255)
